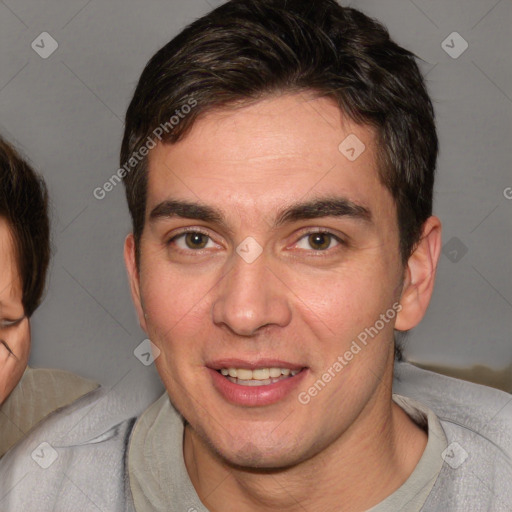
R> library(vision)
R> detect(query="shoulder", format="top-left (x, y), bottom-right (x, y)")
top-left (393, 361), bottom-right (512, 451)
top-left (394, 362), bottom-right (512, 510)
top-left (0, 374), bottom-right (164, 511)
top-left (19, 366), bottom-right (99, 395)
top-left (0, 367), bottom-right (99, 457)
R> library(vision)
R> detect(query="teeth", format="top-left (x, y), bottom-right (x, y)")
top-left (237, 368), bottom-right (253, 380)
top-left (269, 368), bottom-right (281, 378)
top-left (252, 368), bottom-right (269, 380)
top-left (218, 367), bottom-right (302, 380)
top-left (231, 377), bottom-right (272, 386)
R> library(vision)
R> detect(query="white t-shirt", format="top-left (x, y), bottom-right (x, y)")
top-left (128, 393), bottom-right (447, 512)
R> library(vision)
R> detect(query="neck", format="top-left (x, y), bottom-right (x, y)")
top-left (184, 369), bottom-right (427, 512)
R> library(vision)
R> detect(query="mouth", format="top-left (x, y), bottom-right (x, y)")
top-left (207, 360), bottom-right (308, 406)
top-left (216, 367), bottom-right (304, 386)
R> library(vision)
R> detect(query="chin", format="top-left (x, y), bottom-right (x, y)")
top-left (205, 430), bottom-right (309, 471)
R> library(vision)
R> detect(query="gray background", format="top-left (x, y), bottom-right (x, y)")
top-left (0, 0), bottom-right (510, 389)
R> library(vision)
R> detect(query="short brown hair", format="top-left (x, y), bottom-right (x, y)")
top-left (0, 136), bottom-right (50, 317)
top-left (121, 0), bottom-right (437, 268)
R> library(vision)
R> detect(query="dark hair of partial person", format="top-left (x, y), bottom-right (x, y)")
top-left (0, 136), bottom-right (50, 317)
top-left (121, 0), bottom-right (438, 359)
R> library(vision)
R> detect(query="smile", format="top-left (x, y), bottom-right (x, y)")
top-left (217, 367), bottom-right (300, 386)
top-left (209, 365), bottom-right (308, 406)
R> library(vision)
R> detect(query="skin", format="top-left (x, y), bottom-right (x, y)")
top-left (125, 93), bottom-right (442, 511)
top-left (0, 217), bottom-right (30, 405)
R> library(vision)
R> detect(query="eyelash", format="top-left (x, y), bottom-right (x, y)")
top-left (0, 318), bottom-right (23, 329)
top-left (166, 228), bottom-right (346, 254)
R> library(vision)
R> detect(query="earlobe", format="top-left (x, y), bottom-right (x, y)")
top-left (124, 234), bottom-right (147, 332)
top-left (395, 216), bottom-right (442, 331)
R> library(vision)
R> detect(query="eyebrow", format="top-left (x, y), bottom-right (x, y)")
top-left (0, 299), bottom-right (23, 316)
top-left (274, 197), bottom-right (372, 226)
top-left (149, 196), bottom-right (372, 230)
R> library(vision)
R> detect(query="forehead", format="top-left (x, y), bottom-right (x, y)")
top-left (0, 217), bottom-right (22, 312)
top-left (145, 93), bottom-right (389, 220)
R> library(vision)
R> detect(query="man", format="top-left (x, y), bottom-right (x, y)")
top-left (0, 136), bottom-right (99, 457)
top-left (0, 1), bottom-right (510, 510)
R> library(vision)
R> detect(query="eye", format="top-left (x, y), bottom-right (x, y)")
top-left (0, 317), bottom-right (24, 329)
top-left (295, 231), bottom-right (341, 251)
top-left (169, 231), bottom-right (217, 251)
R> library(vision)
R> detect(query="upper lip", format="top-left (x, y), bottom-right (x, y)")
top-left (207, 359), bottom-right (306, 371)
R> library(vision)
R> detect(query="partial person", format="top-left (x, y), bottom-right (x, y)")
top-left (0, 136), bottom-right (98, 457)
top-left (0, 1), bottom-right (510, 510)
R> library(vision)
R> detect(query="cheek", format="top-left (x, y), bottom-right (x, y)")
top-left (5, 322), bottom-right (31, 364)
top-left (0, 328), bottom-right (30, 403)
top-left (17, 323), bottom-right (31, 365)
top-left (140, 261), bottom-right (216, 357)
top-left (290, 259), bottom-right (398, 337)
top-left (142, 256), bottom-right (194, 313)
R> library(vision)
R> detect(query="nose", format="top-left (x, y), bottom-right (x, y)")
top-left (211, 247), bottom-right (292, 336)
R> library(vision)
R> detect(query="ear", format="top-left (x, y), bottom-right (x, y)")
top-left (395, 216), bottom-right (442, 331)
top-left (124, 234), bottom-right (148, 333)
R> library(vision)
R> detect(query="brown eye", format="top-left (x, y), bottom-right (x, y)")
top-left (184, 232), bottom-right (209, 249)
top-left (168, 230), bottom-right (218, 253)
top-left (307, 233), bottom-right (332, 250)
top-left (295, 231), bottom-right (342, 252)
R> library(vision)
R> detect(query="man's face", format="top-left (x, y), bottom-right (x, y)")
top-left (131, 93), bottom-right (406, 467)
top-left (0, 217), bottom-right (30, 404)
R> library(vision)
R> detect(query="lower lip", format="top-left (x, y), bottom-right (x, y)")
top-left (208, 367), bottom-right (308, 407)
